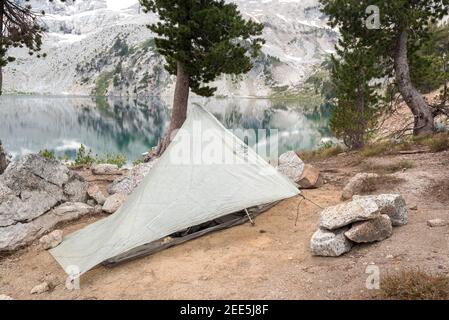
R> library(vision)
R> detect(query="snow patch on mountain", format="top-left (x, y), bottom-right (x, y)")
top-left (4, 0), bottom-right (337, 98)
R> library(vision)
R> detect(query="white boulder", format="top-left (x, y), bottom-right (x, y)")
top-left (310, 227), bottom-right (353, 257)
top-left (277, 151), bottom-right (305, 183)
top-left (319, 197), bottom-right (380, 230)
top-left (353, 194), bottom-right (408, 226)
top-left (341, 173), bottom-right (379, 200)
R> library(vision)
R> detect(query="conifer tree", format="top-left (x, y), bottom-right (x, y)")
top-left (320, 0), bottom-right (449, 135)
top-left (330, 33), bottom-right (383, 149)
top-left (139, 0), bottom-right (265, 153)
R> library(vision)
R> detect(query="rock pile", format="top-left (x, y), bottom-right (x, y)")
top-left (0, 155), bottom-right (91, 252)
top-left (311, 194), bottom-right (408, 257)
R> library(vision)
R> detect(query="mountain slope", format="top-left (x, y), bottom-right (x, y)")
top-left (4, 0), bottom-right (337, 98)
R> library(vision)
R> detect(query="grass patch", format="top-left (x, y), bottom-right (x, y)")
top-left (360, 140), bottom-right (415, 158)
top-left (72, 145), bottom-right (127, 168)
top-left (269, 88), bottom-right (324, 106)
top-left (361, 159), bottom-right (414, 174)
top-left (38, 149), bottom-right (56, 160)
top-left (96, 154), bottom-right (127, 168)
top-left (420, 133), bottom-right (449, 152)
top-left (298, 143), bottom-right (344, 162)
top-left (376, 269), bottom-right (449, 300)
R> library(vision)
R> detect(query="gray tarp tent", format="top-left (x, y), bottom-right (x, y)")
top-left (50, 105), bottom-right (300, 276)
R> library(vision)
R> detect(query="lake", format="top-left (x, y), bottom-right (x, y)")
top-left (0, 95), bottom-right (334, 164)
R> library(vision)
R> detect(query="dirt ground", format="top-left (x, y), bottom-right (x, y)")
top-left (1, 150), bottom-right (448, 300)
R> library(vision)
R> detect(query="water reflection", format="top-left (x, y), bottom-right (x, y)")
top-left (0, 95), bottom-right (333, 164)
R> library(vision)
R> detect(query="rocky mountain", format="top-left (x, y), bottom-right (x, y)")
top-left (3, 0), bottom-right (337, 99)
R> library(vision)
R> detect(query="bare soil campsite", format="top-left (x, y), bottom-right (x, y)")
top-left (1, 142), bottom-right (448, 300)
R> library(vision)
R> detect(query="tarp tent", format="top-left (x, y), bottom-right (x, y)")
top-left (50, 105), bottom-right (300, 275)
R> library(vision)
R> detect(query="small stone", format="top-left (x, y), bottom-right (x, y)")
top-left (30, 282), bottom-right (50, 295)
top-left (310, 227), bottom-right (353, 257)
top-left (427, 219), bottom-right (448, 228)
top-left (410, 205), bottom-right (418, 211)
top-left (39, 230), bottom-right (63, 250)
top-left (102, 193), bottom-right (127, 214)
top-left (91, 164), bottom-right (120, 176)
top-left (345, 215), bottom-right (393, 243)
top-left (87, 185), bottom-right (107, 205)
top-left (0, 294), bottom-right (13, 300)
top-left (386, 254), bottom-right (394, 259)
top-left (86, 199), bottom-right (96, 207)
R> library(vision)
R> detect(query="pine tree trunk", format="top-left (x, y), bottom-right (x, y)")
top-left (169, 61), bottom-right (190, 134)
top-left (394, 29), bottom-right (434, 135)
top-left (148, 61), bottom-right (190, 159)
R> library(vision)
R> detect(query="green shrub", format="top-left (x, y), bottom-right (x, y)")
top-left (132, 159), bottom-right (143, 166)
top-left (74, 144), bottom-right (95, 166)
top-left (38, 149), bottom-right (56, 160)
top-left (96, 154), bottom-right (127, 168)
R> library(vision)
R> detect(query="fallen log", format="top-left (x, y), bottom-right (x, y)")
top-left (398, 149), bottom-right (430, 155)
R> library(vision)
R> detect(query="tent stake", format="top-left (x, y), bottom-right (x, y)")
top-left (245, 208), bottom-right (255, 226)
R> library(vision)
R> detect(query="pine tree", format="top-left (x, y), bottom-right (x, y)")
top-left (139, 0), bottom-right (265, 154)
top-left (330, 34), bottom-right (383, 149)
top-left (0, 0), bottom-right (65, 95)
top-left (320, 0), bottom-right (449, 135)
top-left (410, 23), bottom-right (449, 114)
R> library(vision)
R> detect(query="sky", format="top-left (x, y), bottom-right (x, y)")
top-left (105, 0), bottom-right (139, 11)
